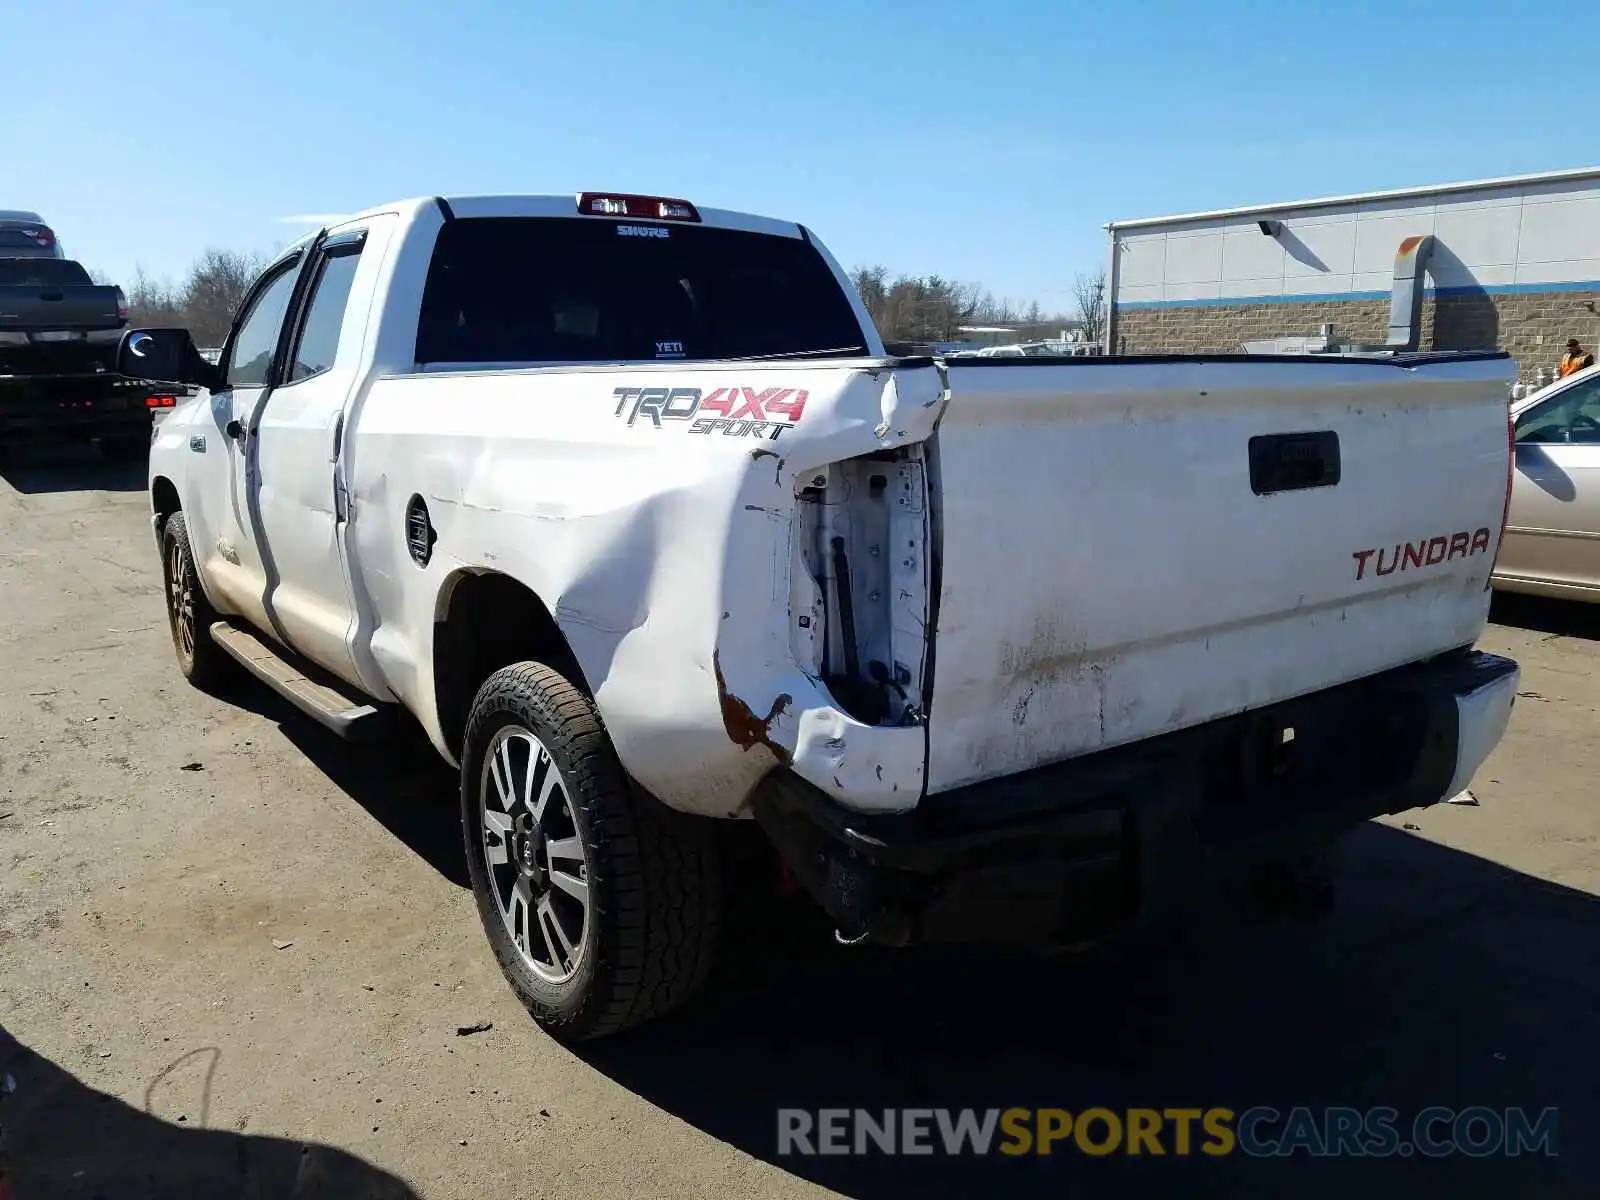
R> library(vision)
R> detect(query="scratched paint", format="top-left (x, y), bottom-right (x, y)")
top-left (712, 651), bottom-right (792, 764)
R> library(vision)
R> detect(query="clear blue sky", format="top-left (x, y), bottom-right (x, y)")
top-left (3, 0), bottom-right (1584, 309)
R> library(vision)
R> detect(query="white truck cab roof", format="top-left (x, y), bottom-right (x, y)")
top-left (311, 194), bottom-right (812, 242)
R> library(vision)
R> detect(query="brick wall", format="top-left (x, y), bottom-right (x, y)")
top-left (1113, 290), bottom-right (1600, 381)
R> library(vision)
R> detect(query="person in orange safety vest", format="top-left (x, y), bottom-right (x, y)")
top-left (1558, 338), bottom-right (1595, 378)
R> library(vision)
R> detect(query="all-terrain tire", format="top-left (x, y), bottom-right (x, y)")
top-left (159, 511), bottom-right (232, 692)
top-left (460, 662), bottom-right (722, 1042)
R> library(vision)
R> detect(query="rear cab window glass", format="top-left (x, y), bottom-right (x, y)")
top-left (0, 260), bottom-right (91, 286)
top-left (287, 243), bottom-right (364, 382)
top-left (414, 217), bottom-right (866, 365)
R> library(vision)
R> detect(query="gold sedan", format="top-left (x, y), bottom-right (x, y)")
top-left (1494, 364), bottom-right (1600, 602)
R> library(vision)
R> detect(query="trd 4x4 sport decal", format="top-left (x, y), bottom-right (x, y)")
top-left (613, 386), bottom-right (810, 441)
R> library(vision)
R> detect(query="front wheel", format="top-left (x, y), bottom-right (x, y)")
top-left (460, 662), bottom-right (721, 1041)
top-left (160, 511), bottom-right (232, 691)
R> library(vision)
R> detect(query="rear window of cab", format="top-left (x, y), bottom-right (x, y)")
top-left (414, 217), bottom-right (866, 365)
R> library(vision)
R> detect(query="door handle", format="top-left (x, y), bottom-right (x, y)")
top-left (225, 419), bottom-right (245, 441)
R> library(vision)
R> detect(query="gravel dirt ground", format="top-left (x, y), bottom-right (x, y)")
top-left (1, 448), bottom-right (1596, 1199)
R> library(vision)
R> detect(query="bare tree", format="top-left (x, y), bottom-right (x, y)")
top-left (981, 294), bottom-right (1019, 325)
top-left (851, 264), bottom-right (890, 332)
top-left (1073, 268), bottom-right (1107, 347)
top-left (113, 251), bottom-right (266, 343)
top-left (124, 267), bottom-right (186, 328)
top-left (182, 249), bottom-right (266, 346)
top-left (850, 263), bottom-right (1083, 345)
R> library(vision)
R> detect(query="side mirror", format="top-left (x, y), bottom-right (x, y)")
top-left (116, 328), bottom-right (219, 390)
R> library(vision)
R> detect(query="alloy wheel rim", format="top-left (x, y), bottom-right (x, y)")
top-left (168, 540), bottom-right (194, 660)
top-left (479, 727), bottom-right (590, 984)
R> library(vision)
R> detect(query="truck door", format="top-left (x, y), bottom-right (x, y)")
top-left (202, 254), bottom-right (307, 634)
top-left (244, 224), bottom-right (382, 691)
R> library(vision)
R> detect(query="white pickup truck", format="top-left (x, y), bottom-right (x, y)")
top-left (121, 192), bottom-right (1521, 1041)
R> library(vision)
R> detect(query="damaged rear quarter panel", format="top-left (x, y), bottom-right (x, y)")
top-left (345, 360), bottom-right (945, 817)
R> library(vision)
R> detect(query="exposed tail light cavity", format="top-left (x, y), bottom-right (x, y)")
top-left (793, 448), bottom-right (930, 727)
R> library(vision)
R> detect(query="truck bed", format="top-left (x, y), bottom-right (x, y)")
top-left (0, 282), bottom-right (122, 334)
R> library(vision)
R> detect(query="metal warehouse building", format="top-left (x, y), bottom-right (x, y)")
top-left (1105, 166), bottom-right (1600, 382)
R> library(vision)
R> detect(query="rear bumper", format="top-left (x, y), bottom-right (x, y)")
top-left (753, 649), bottom-right (1519, 947)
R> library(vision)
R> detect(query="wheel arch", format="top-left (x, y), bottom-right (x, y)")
top-left (151, 477), bottom-right (229, 617)
top-left (151, 474), bottom-right (181, 533)
top-left (432, 568), bottom-right (590, 760)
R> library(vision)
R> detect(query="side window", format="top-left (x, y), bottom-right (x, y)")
top-left (225, 262), bottom-right (301, 389)
top-left (1515, 378), bottom-right (1600, 445)
top-left (286, 242), bottom-right (365, 383)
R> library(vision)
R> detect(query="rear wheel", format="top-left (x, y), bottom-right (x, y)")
top-left (460, 662), bottom-right (721, 1041)
top-left (160, 511), bottom-right (231, 691)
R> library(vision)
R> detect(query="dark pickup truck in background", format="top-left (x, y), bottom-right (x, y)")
top-left (0, 257), bottom-right (176, 461)
top-left (0, 258), bottom-right (128, 374)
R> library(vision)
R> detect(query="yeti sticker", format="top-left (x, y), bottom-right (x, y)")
top-left (655, 341), bottom-right (685, 358)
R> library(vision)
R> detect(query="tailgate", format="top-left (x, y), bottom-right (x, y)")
top-left (0, 284), bottom-right (123, 332)
top-left (924, 353), bottom-right (1514, 794)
